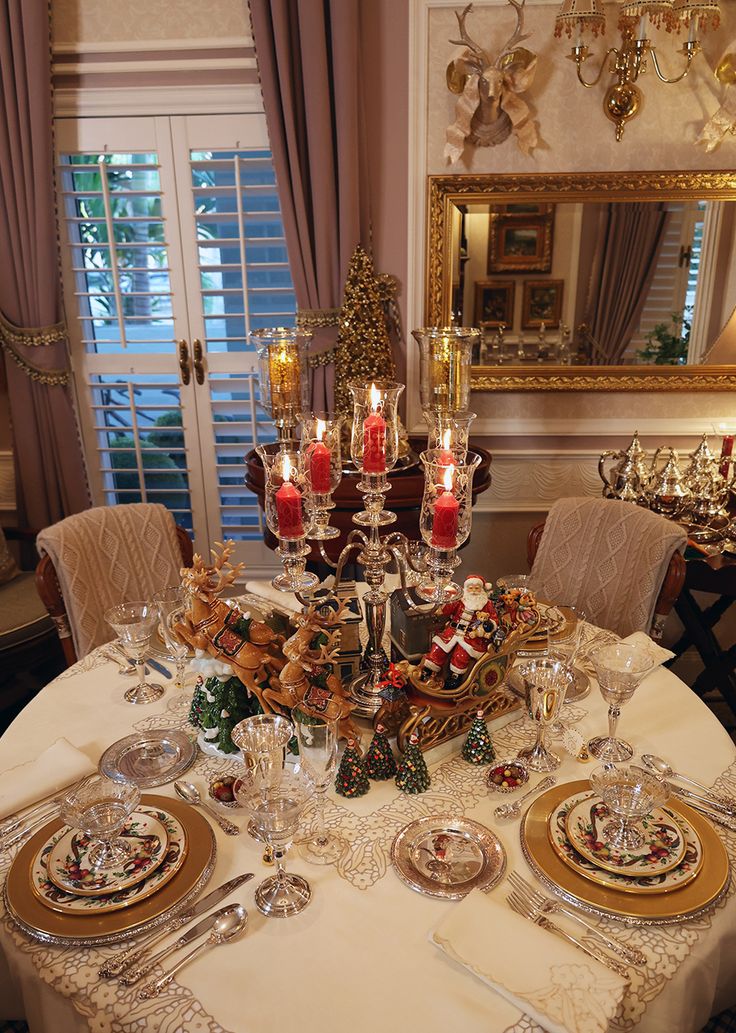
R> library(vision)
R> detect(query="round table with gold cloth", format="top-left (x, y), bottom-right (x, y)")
top-left (0, 634), bottom-right (735, 1033)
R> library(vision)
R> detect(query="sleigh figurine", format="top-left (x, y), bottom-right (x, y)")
top-left (375, 577), bottom-right (540, 752)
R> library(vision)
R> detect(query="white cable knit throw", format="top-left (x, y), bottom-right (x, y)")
top-left (37, 503), bottom-right (184, 658)
top-left (529, 497), bottom-right (686, 638)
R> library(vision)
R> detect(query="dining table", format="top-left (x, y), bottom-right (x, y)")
top-left (0, 618), bottom-right (735, 1033)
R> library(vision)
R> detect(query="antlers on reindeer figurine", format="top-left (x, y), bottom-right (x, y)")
top-left (445, 0), bottom-right (538, 163)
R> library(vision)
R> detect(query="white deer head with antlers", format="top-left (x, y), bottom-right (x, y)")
top-left (445, 0), bottom-right (538, 163)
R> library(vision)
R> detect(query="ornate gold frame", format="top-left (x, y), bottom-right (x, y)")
top-left (427, 171), bottom-right (736, 392)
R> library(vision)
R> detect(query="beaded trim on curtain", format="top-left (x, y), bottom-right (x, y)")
top-left (0, 309), bottom-right (69, 385)
top-left (297, 308), bottom-right (340, 368)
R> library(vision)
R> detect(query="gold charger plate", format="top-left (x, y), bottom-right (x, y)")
top-left (521, 780), bottom-right (730, 925)
top-left (5, 794), bottom-right (215, 946)
top-left (519, 603), bottom-right (577, 652)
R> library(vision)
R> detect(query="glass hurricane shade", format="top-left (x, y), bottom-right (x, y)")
top-left (256, 443), bottom-right (314, 540)
top-left (348, 381), bottom-right (404, 473)
top-left (419, 448), bottom-right (480, 551)
top-left (554, 0), bottom-right (606, 37)
top-left (423, 410), bottom-right (477, 456)
top-left (300, 413), bottom-right (343, 496)
top-left (411, 328), bottom-right (477, 414)
top-left (250, 328), bottom-right (311, 428)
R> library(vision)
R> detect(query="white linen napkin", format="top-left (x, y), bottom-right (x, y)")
top-left (0, 738), bottom-right (95, 819)
top-left (620, 631), bottom-right (674, 669)
top-left (431, 889), bottom-right (627, 1033)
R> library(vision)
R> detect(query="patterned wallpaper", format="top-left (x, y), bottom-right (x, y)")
top-left (52, 0), bottom-right (250, 43)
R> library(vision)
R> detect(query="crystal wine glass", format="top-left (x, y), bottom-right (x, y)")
top-left (589, 764), bottom-right (669, 851)
top-left (153, 586), bottom-right (190, 689)
top-left (516, 659), bottom-right (576, 771)
top-left (235, 767), bottom-right (315, 918)
top-left (292, 703), bottom-right (344, 865)
top-left (105, 601), bottom-right (164, 704)
top-left (231, 714), bottom-right (293, 844)
top-left (61, 773), bottom-right (140, 869)
top-left (588, 643), bottom-right (655, 762)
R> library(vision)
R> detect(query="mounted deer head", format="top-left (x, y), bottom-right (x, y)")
top-left (445, 0), bottom-right (538, 162)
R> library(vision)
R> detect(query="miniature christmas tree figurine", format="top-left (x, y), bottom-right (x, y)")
top-left (462, 710), bottom-right (496, 765)
top-left (188, 677), bottom-right (207, 725)
top-left (335, 738), bottom-right (370, 798)
top-left (364, 723), bottom-right (397, 780)
top-left (395, 732), bottom-right (431, 794)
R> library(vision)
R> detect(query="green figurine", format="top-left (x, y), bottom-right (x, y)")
top-left (462, 710), bottom-right (495, 765)
top-left (335, 738), bottom-right (370, 798)
top-left (395, 732), bottom-right (431, 794)
top-left (364, 723), bottom-right (397, 780)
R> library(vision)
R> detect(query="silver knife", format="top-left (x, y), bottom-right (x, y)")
top-left (146, 657), bottom-right (172, 679)
top-left (118, 904), bottom-right (235, 985)
top-left (671, 784), bottom-right (736, 818)
top-left (674, 796), bottom-right (736, 832)
top-left (98, 872), bottom-right (254, 979)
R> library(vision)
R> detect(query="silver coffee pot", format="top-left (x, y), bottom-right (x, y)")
top-left (642, 446), bottom-right (691, 517)
top-left (598, 431), bottom-right (649, 502)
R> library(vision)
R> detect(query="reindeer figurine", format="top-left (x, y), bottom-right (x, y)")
top-left (445, 0), bottom-right (538, 162)
top-left (174, 541), bottom-right (286, 711)
top-left (262, 600), bottom-right (363, 745)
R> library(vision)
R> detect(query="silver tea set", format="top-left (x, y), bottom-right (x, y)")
top-left (598, 431), bottom-right (734, 525)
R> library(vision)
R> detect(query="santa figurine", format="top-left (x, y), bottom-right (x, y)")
top-left (420, 575), bottom-right (499, 690)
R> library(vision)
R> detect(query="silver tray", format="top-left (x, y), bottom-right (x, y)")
top-left (391, 815), bottom-right (506, 899)
top-left (505, 664), bottom-right (590, 704)
top-left (99, 729), bottom-right (197, 788)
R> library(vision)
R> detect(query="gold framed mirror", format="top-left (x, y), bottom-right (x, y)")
top-left (426, 172), bottom-right (736, 391)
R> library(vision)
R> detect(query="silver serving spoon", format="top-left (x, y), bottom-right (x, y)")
top-left (174, 781), bottom-right (241, 836)
top-left (641, 755), bottom-right (734, 810)
top-left (137, 904), bottom-right (247, 999)
top-left (494, 776), bottom-right (557, 820)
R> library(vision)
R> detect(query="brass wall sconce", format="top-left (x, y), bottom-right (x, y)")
top-left (555, 0), bottom-right (721, 140)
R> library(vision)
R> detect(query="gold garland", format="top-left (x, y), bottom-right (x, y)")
top-left (0, 311), bottom-right (70, 385)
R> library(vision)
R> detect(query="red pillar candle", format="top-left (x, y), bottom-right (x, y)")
top-left (275, 460), bottom-right (304, 538)
top-left (363, 387), bottom-right (387, 473)
top-left (438, 429), bottom-right (455, 467)
top-left (431, 465), bottom-right (459, 549)
top-left (308, 440), bottom-right (332, 493)
top-left (720, 435), bottom-right (734, 479)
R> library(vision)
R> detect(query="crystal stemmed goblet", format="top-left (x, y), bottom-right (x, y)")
top-left (588, 643), bottom-right (655, 762)
top-left (589, 764), bottom-right (670, 852)
top-left (235, 767), bottom-right (315, 918)
top-left (61, 773), bottom-right (141, 869)
top-left (153, 586), bottom-right (189, 689)
top-left (231, 714), bottom-right (293, 844)
top-left (516, 659), bottom-right (576, 771)
top-left (292, 702), bottom-right (345, 865)
top-left (105, 601), bottom-right (164, 705)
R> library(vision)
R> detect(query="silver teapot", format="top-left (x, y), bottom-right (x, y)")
top-left (598, 431), bottom-right (649, 502)
top-left (684, 434), bottom-right (720, 482)
top-left (642, 446), bottom-right (691, 517)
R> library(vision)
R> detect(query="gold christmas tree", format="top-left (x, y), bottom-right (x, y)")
top-left (333, 245), bottom-right (396, 418)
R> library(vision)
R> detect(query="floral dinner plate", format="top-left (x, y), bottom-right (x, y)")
top-left (565, 794), bottom-right (686, 876)
top-left (46, 810), bottom-right (168, 896)
top-left (31, 807), bottom-right (187, 915)
top-left (548, 790), bottom-right (703, 894)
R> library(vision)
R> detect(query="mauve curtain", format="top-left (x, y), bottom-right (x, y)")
top-left (0, 0), bottom-right (89, 529)
top-left (585, 202), bottom-right (668, 365)
top-left (249, 0), bottom-right (369, 411)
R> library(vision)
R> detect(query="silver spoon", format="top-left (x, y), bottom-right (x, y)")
top-left (174, 781), bottom-right (241, 835)
top-left (494, 776), bottom-right (557, 820)
top-left (641, 755), bottom-right (734, 810)
top-left (137, 904), bottom-right (247, 999)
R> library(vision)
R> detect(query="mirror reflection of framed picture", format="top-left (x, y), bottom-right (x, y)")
top-left (488, 207), bottom-right (554, 273)
top-left (522, 279), bottom-right (563, 329)
top-left (474, 279), bottom-right (515, 329)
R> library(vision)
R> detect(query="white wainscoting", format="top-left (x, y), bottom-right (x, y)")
top-left (475, 450), bottom-right (602, 512)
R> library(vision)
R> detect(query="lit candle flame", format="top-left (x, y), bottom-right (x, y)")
top-left (316, 418), bottom-right (326, 441)
top-left (283, 454), bottom-right (292, 482)
top-left (369, 382), bottom-right (381, 411)
top-left (442, 428), bottom-right (452, 451)
top-left (443, 464), bottom-right (454, 492)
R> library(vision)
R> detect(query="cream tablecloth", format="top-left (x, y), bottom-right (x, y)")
top-left (0, 643), bottom-right (735, 1033)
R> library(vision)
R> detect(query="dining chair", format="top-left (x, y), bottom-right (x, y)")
top-left (35, 503), bottom-right (194, 666)
top-left (526, 497), bottom-right (687, 639)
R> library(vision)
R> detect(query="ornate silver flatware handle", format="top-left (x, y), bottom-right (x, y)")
top-left (552, 904), bottom-right (646, 967)
top-left (138, 935), bottom-right (219, 1000)
top-left (200, 802), bottom-right (240, 836)
top-left (536, 914), bottom-right (630, 980)
top-left (98, 917), bottom-right (188, 979)
top-left (119, 933), bottom-right (190, 986)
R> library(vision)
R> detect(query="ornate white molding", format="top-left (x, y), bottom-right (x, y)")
top-left (474, 450), bottom-right (603, 513)
top-left (54, 83), bottom-right (263, 118)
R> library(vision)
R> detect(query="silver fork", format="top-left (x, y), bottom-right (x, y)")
top-left (507, 890), bottom-right (630, 980)
top-left (508, 872), bottom-right (646, 967)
